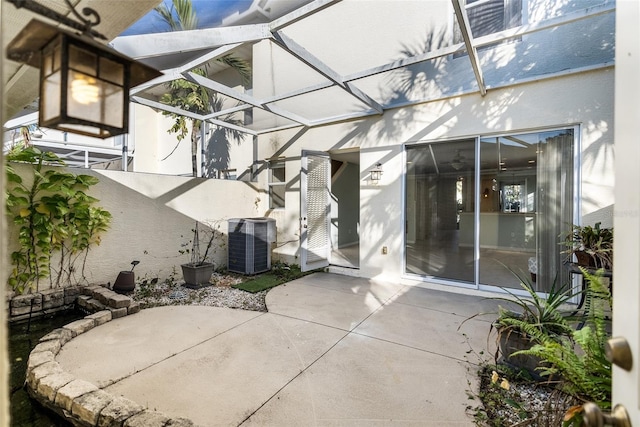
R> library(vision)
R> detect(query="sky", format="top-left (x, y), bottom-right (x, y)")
top-left (120, 0), bottom-right (254, 36)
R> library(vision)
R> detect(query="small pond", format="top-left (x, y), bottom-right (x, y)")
top-left (9, 310), bottom-right (84, 426)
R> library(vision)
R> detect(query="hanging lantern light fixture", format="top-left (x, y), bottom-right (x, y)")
top-left (6, 1), bottom-right (162, 138)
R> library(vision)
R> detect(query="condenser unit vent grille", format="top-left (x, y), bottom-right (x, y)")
top-left (228, 218), bottom-right (276, 275)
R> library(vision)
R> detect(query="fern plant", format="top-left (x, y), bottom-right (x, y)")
top-left (513, 269), bottom-right (612, 409)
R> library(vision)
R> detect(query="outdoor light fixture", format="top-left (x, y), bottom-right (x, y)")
top-left (370, 163), bottom-right (383, 182)
top-left (6, 0), bottom-right (162, 138)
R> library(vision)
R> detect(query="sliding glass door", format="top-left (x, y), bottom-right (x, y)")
top-left (478, 130), bottom-right (574, 291)
top-left (405, 129), bottom-right (575, 293)
top-left (405, 139), bottom-right (476, 284)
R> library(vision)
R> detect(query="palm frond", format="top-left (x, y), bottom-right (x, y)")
top-left (155, 0), bottom-right (198, 31)
top-left (154, 3), bottom-right (181, 31)
top-left (172, 0), bottom-right (198, 30)
top-left (218, 55), bottom-right (252, 86)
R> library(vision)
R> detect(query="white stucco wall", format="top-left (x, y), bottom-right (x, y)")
top-left (131, 104), bottom-right (194, 176)
top-left (5, 166), bottom-right (266, 290)
top-left (257, 68), bottom-right (614, 283)
top-left (249, 0), bottom-right (614, 283)
top-left (132, 104), bottom-right (255, 180)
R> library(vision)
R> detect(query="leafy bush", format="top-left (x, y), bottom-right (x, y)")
top-left (5, 146), bottom-right (111, 293)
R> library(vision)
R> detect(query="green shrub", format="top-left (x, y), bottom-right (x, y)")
top-left (5, 146), bottom-right (111, 293)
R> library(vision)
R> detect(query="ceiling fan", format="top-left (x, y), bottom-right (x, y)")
top-left (449, 150), bottom-right (467, 170)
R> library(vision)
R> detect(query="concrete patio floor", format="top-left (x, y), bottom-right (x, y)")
top-left (56, 272), bottom-right (503, 426)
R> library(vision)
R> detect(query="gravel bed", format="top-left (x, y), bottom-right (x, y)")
top-left (473, 366), bottom-right (580, 426)
top-left (132, 272), bottom-right (268, 312)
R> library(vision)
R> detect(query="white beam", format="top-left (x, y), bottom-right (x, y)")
top-left (176, 44), bottom-right (243, 73)
top-left (256, 123), bottom-right (306, 135)
top-left (131, 73), bottom-right (177, 95)
top-left (260, 81), bottom-right (334, 104)
top-left (344, 43), bottom-right (465, 82)
top-left (203, 104), bottom-right (253, 120)
top-left (184, 71), bottom-right (311, 126)
top-left (127, 0), bottom-right (613, 136)
top-left (184, 72), bottom-right (262, 107)
top-left (451, 0), bottom-right (486, 96)
top-left (132, 96), bottom-right (257, 136)
top-left (133, 96), bottom-right (205, 121)
top-left (112, 24), bottom-right (271, 59)
top-left (131, 45), bottom-right (242, 95)
top-left (271, 31), bottom-right (384, 114)
top-left (254, 60), bottom-right (613, 135)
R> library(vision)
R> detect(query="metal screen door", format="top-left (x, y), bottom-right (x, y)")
top-left (300, 151), bottom-right (331, 272)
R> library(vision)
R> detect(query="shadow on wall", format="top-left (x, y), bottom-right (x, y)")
top-left (202, 95), bottom-right (248, 179)
top-left (37, 169), bottom-right (262, 286)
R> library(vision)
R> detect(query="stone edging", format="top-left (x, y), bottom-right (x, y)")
top-left (24, 285), bottom-right (202, 427)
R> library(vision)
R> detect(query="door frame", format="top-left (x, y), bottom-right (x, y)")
top-left (612, 0), bottom-right (640, 422)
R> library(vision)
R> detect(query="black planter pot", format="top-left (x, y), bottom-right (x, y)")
top-left (181, 263), bottom-right (214, 289)
top-left (113, 271), bottom-right (135, 294)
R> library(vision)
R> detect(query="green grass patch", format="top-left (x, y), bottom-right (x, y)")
top-left (233, 274), bottom-right (285, 293)
top-left (232, 262), bottom-right (311, 293)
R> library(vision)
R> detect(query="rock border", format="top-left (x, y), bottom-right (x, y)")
top-left (24, 285), bottom-right (202, 427)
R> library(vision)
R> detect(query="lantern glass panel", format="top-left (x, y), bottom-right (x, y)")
top-left (69, 44), bottom-right (97, 77)
top-left (103, 81), bottom-right (124, 127)
top-left (52, 43), bottom-right (61, 72)
top-left (43, 49), bottom-right (52, 75)
top-left (68, 71), bottom-right (99, 107)
top-left (66, 71), bottom-right (124, 128)
top-left (100, 57), bottom-right (124, 85)
top-left (41, 70), bottom-right (61, 122)
top-left (41, 36), bottom-right (61, 76)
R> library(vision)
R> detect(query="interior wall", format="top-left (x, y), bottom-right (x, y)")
top-left (332, 162), bottom-right (360, 248)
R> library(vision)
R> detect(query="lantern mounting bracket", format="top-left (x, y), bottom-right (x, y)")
top-left (7, 0), bottom-right (107, 40)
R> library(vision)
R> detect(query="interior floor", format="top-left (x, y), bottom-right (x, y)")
top-left (331, 244), bottom-right (359, 269)
top-left (406, 234), bottom-right (533, 289)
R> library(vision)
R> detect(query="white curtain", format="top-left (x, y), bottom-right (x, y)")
top-left (535, 131), bottom-right (574, 292)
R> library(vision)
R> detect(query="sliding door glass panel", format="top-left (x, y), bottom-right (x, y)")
top-left (478, 130), bottom-right (573, 292)
top-left (405, 139), bottom-right (475, 283)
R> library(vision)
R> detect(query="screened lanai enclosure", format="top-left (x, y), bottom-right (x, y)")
top-left (3, 0), bottom-right (615, 296)
top-left (114, 0), bottom-right (614, 135)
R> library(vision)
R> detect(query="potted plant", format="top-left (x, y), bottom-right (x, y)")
top-left (562, 222), bottom-right (613, 270)
top-left (496, 275), bottom-right (580, 376)
top-left (463, 267), bottom-right (581, 377)
top-left (180, 221), bottom-right (220, 288)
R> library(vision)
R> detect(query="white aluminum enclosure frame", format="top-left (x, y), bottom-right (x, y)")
top-left (111, 0), bottom-right (616, 136)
